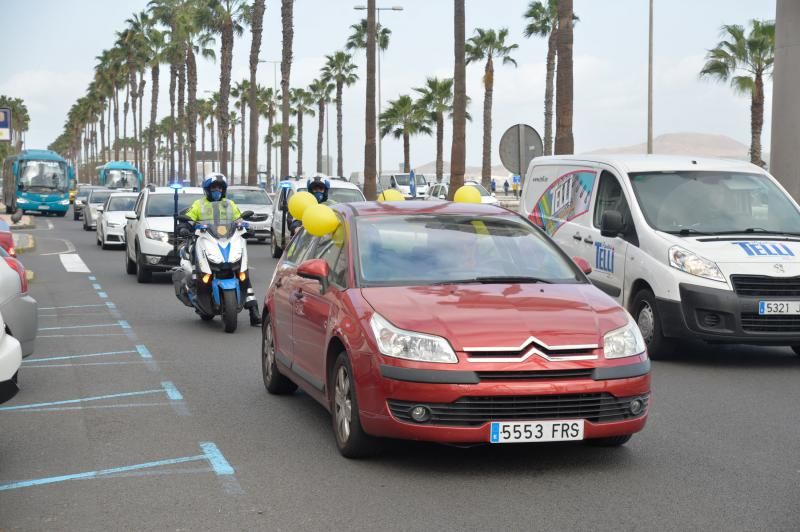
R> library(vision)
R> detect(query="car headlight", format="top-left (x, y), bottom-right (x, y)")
top-left (144, 229), bottom-right (170, 243)
top-left (75, 199), bottom-right (83, 206)
top-left (369, 312), bottom-right (457, 363)
top-left (59, 199), bottom-right (70, 205)
top-left (668, 245), bottom-right (725, 282)
top-left (604, 315), bottom-right (646, 359)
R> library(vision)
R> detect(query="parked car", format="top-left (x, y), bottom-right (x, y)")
top-left (521, 154), bottom-right (800, 358)
top-left (0, 249), bottom-right (37, 357)
top-left (227, 185), bottom-right (273, 243)
top-left (0, 220), bottom-right (15, 256)
top-left (96, 192), bottom-right (138, 249)
top-left (124, 186), bottom-right (204, 283)
top-left (82, 188), bottom-right (112, 231)
top-left (379, 173), bottom-right (430, 200)
top-left (73, 184), bottom-right (101, 221)
top-left (270, 178), bottom-right (365, 258)
top-left (0, 310), bottom-right (22, 404)
top-left (428, 180), bottom-right (499, 205)
top-left (262, 200), bottom-right (650, 457)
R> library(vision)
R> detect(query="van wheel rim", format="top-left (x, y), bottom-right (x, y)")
top-left (334, 366), bottom-right (352, 443)
top-left (263, 325), bottom-right (274, 381)
top-left (638, 303), bottom-right (655, 344)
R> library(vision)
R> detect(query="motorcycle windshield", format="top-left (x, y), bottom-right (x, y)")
top-left (199, 202), bottom-right (237, 240)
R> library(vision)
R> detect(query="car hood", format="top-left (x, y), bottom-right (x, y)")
top-left (360, 283), bottom-right (625, 350)
top-left (103, 211), bottom-right (128, 224)
top-left (236, 203), bottom-right (271, 215)
top-left (144, 217), bottom-right (176, 232)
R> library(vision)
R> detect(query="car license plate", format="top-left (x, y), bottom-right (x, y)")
top-left (39, 205), bottom-right (50, 210)
top-left (490, 420), bottom-right (584, 443)
top-left (758, 301), bottom-right (800, 315)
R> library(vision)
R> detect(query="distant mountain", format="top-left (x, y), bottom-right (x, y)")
top-left (586, 132), bottom-right (767, 162)
top-left (413, 160), bottom-right (510, 179)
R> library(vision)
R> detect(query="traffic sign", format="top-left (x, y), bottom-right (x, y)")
top-left (0, 108), bottom-right (11, 143)
top-left (499, 124), bottom-right (543, 175)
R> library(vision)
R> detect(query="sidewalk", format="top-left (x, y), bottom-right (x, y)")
top-left (0, 211), bottom-right (36, 230)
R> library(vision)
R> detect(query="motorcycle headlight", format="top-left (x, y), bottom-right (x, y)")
top-left (668, 245), bottom-right (725, 282)
top-left (604, 315), bottom-right (647, 359)
top-left (144, 229), bottom-right (170, 243)
top-left (369, 312), bottom-right (457, 364)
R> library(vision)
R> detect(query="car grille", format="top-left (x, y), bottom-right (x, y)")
top-left (249, 213), bottom-right (268, 222)
top-left (731, 275), bottom-right (800, 297)
top-left (740, 313), bottom-right (800, 333)
top-left (387, 393), bottom-right (648, 426)
top-left (475, 369), bottom-right (593, 381)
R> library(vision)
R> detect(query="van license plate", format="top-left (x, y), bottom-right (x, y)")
top-left (490, 420), bottom-right (584, 443)
top-left (39, 205), bottom-right (50, 210)
top-left (759, 301), bottom-right (800, 315)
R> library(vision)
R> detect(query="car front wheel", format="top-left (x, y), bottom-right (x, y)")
top-left (331, 352), bottom-right (374, 458)
top-left (135, 243), bottom-right (152, 283)
top-left (270, 231), bottom-right (282, 258)
top-left (125, 243), bottom-right (137, 274)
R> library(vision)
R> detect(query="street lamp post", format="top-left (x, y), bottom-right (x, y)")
top-left (259, 60), bottom-right (280, 187)
top-left (647, 0), bottom-right (654, 154)
top-left (354, 4), bottom-right (403, 181)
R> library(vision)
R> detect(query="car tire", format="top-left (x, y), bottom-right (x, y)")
top-left (270, 231), bottom-right (282, 258)
top-left (221, 289), bottom-right (238, 333)
top-left (261, 315), bottom-right (297, 395)
top-left (135, 244), bottom-right (152, 283)
top-left (631, 289), bottom-right (668, 360)
top-left (792, 346), bottom-right (800, 357)
top-left (125, 244), bottom-right (137, 275)
top-left (586, 434), bottom-right (633, 447)
top-left (57, 211), bottom-right (66, 217)
top-left (330, 351), bottom-right (375, 458)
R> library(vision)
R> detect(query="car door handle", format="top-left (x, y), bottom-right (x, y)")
top-left (292, 290), bottom-right (304, 300)
top-left (275, 277), bottom-right (282, 288)
top-left (572, 233), bottom-right (582, 241)
top-left (583, 236), bottom-right (594, 244)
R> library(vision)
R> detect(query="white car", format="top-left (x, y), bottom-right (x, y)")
top-left (0, 311), bottom-right (22, 404)
top-left (96, 192), bottom-right (138, 249)
top-left (227, 186), bottom-right (273, 243)
top-left (270, 177), bottom-right (365, 258)
top-left (379, 173), bottom-right (429, 200)
top-left (0, 253), bottom-right (37, 357)
top-left (82, 188), bottom-right (112, 231)
top-left (124, 186), bottom-right (204, 283)
top-left (428, 180), bottom-right (499, 205)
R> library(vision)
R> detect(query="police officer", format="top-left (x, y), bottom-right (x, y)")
top-left (289, 176), bottom-right (330, 235)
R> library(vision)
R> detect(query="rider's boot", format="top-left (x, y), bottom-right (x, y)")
top-left (248, 304), bottom-right (262, 326)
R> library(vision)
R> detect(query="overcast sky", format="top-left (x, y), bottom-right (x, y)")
top-left (2, 0), bottom-right (776, 177)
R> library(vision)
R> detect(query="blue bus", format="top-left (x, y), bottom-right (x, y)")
top-left (2, 149), bottom-right (74, 216)
top-left (97, 161), bottom-right (143, 190)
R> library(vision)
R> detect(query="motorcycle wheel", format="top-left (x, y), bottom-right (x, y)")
top-left (222, 290), bottom-right (238, 333)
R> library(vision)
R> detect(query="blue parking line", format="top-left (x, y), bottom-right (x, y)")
top-left (98, 292), bottom-right (108, 299)
top-left (105, 302), bottom-right (116, 309)
top-left (88, 276), bottom-right (96, 281)
top-left (23, 350), bottom-right (137, 363)
top-left (200, 442), bottom-right (234, 476)
top-left (161, 381), bottom-right (183, 401)
top-left (92, 283), bottom-right (102, 290)
top-left (118, 320), bottom-right (130, 329)
top-left (39, 304), bottom-right (106, 311)
top-left (0, 389), bottom-right (165, 411)
top-left (136, 345), bottom-right (152, 359)
top-left (38, 323), bottom-right (120, 331)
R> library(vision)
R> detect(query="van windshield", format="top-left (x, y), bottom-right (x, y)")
top-left (629, 171), bottom-right (800, 235)
top-left (392, 174), bottom-right (427, 187)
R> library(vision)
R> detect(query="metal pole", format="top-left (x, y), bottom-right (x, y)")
top-left (274, 62), bottom-right (279, 181)
top-left (647, 0), bottom-right (654, 154)
top-left (517, 124), bottom-right (525, 190)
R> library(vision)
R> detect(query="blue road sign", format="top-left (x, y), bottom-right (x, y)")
top-left (0, 108), bottom-right (11, 142)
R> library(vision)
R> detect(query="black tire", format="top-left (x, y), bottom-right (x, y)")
top-left (125, 245), bottom-right (137, 275)
top-left (630, 288), bottom-right (668, 359)
top-left (791, 346), bottom-right (800, 357)
top-left (270, 231), bottom-right (282, 258)
top-left (221, 289), bottom-right (238, 333)
top-left (135, 244), bottom-right (152, 283)
top-left (330, 351), bottom-right (375, 458)
top-left (83, 219), bottom-right (91, 231)
top-left (262, 315), bottom-right (297, 394)
top-left (586, 434), bottom-right (632, 447)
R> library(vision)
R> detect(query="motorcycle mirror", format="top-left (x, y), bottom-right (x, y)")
top-left (240, 210), bottom-right (254, 220)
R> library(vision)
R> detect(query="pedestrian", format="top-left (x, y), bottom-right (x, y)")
top-left (512, 181), bottom-right (518, 198)
top-left (503, 180), bottom-right (509, 196)
top-left (491, 178), bottom-right (497, 193)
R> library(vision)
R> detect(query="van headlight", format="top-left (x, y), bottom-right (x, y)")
top-left (17, 197), bottom-right (29, 204)
top-left (370, 313), bottom-right (457, 363)
top-left (59, 199), bottom-right (70, 205)
top-left (668, 245), bottom-right (725, 282)
top-left (604, 315), bottom-right (646, 359)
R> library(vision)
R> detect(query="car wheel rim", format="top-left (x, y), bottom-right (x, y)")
top-left (638, 303), bottom-right (655, 345)
top-left (263, 324), bottom-right (274, 381)
top-left (334, 366), bottom-right (352, 443)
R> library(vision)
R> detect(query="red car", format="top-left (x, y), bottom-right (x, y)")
top-left (263, 201), bottom-right (650, 457)
top-left (0, 221), bottom-right (15, 256)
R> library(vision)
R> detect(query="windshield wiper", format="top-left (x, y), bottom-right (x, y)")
top-left (710, 228), bottom-right (800, 237)
top-left (664, 228), bottom-right (713, 236)
top-left (434, 276), bottom-right (551, 285)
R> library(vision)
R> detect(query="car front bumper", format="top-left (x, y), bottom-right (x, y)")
top-left (245, 220), bottom-right (272, 239)
top-left (102, 225), bottom-right (126, 244)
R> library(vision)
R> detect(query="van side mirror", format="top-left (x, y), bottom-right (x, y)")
top-left (297, 258), bottom-right (330, 294)
top-left (600, 210), bottom-right (625, 238)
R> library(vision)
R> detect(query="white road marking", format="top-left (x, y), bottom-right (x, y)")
top-left (40, 238), bottom-right (76, 256)
top-left (46, 220), bottom-right (54, 230)
top-left (59, 254), bottom-right (91, 273)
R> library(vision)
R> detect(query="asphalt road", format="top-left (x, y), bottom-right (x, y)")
top-left (0, 212), bottom-right (798, 531)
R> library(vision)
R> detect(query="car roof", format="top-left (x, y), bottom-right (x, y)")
top-left (531, 154), bottom-right (766, 174)
top-left (282, 178), bottom-right (361, 191)
top-left (334, 200), bottom-right (510, 218)
top-left (228, 185), bottom-right (265, 191)
top-left (109, 192), bottom-right (138, 197)
top-left (148, 187), bottom-right (203, 195)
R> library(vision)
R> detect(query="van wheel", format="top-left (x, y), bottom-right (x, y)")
top-left (330, 352), bottom-right (375, 458)
top-left (270, 231), bottom-right (282, 258)
top-left (631, 289), bottom-right (668, 359)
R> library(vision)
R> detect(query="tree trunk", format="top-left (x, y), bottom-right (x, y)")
top-left (231, 124), bottom-right (235, 182)
top-left (266, 110), bottom-right (274, 181)
top-left (543, 28), bottom-right (557, 156)
top-left (448, 0), bottom-right (466, 200)
top-left (129, 68), bottom-right (139, 168)
top-left (107, 101), bottom-right (112, 160)
top-left (99, 102), bottom-right (106, 164)
top-left (316, 100), bottom-right (325, 173)
top-left (403, 131), bottom-right (410, 173)
top-left (169, 63), bottom-right (177, 179)
top-left (481, 57), bottom-right (494, 190)
top-left (123, 84), bottom-right (130, 158)
top-left (751, 72), bottom-right (764, 167)
top-left (177, 53), bottom-right (186, 179)
top-left (363, 0), bottom-right (378, 200)
top-left (280, 0), bottom-right (294, 178)
top-left (139, 70), bottom-right (145, 168)
top-left (436, 111), bottom-right (444, 180)
top-left (248, 0), bottom-right (265, 185)
top-left (240, 99), bottom-right (246, 182)
top-left (336, 83), bottom-right (344, 177)
top-left (554, 0), bottom-right (574, 155)
top-left (148, 64), bottom-right (159, 184)
top-left (113, 89), bottom-right (120, 160)
top-left (200, 117), bottom-right (206, 176)
top-left (210, 116), bottom-right (216, 172)
top-left (219, 22), bottom-right (234, 178)
top-left (186, 48), bottom-right (199, 185)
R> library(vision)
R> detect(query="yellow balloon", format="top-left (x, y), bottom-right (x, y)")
top-left (378, 189), bottom-right (405, 202)
top-left (453, 185), bottom-right (482, 204)
top-left (332, 224), bottom-right (346, 247)
top-left (302, 204), bottom-right (340, 237)
top-left (288, 191), bottom-right (317, 220)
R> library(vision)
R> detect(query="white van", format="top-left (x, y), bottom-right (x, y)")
top-left (379, 173), bottom-right (429, 199)
top-left (521, 154), bottom-right (800, 357)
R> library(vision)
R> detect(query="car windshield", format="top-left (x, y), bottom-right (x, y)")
top-left (227, 189), bottom-right (272, 205)
top-left (19, 160), bottom-right (68, 192)
top-left (328, 188), bottom-right (365, 204)
top-left (107, 196), bottom-right (137, 211)
top-left (89, 190), bottom-right (112, 204)
top-left (145, 193), bottom-right (203, 217)
top-left (356, 215), bottom-right (581, 286)
top-left (629, 171), bottom-right (800, 235)
top-left (106, 170), bottom-right (138, 188)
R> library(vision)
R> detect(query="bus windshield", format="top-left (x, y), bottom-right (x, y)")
top-left (19, 160), bottom-right (68, 192)
top-left (106, 170), bottom-right (138, 189)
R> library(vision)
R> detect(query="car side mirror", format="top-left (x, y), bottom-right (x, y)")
top-left (125, 211), bottom-right (137, 221)
top-left (297, 258), bottom-right (330, 294)
top-left (600, 210), bottom-right (624, 238)
top-left (240, 210), bottom-right (254, 220)
top-left (572, 256), bottom-right (592, 275)
top-left (97, 206), bottom-right (104, 213)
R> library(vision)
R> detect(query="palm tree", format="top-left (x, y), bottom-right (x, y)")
top-left (247, 0), bottom-right (266, 185)
top-left (379, 95), bottom-right (432, 173)
top-left (229, 111), bottom-right (240, 182)
top-left (207, 0), bottom-right (248, 179)
top-left (466, 28), bottom-right (518, 189)
top-left (308, 78), bottom-right (334, 174)
top-left (232, 79), bottom-right (250, 181)
top-left (207, 91), bottom-right (220, 171)
top-left (415, 77), bottom-right (457, 182)
top-left (185, 28), bottom-right (216, 184)
top-left (700, 20), bottom-right (774, 166)
top-left (554, 0), bottom-right (574, 155)
top-left (280, 0), bottom-right (295, 178)
top-left (142, 22), bottom-right (166, 182)
top-left (290, 88), bottom-right (315, 176)
top-left (120, 11), bottom-right (150, 169)
top-left (345, 17), bottom-right (391, 52)
top-left (322, 51), bottom-right (359, 177)
top-left (270, 123), bottom-right (297, 152)
top-left (258, 86), bottom-right (277, 181)
top-left (196, 98), bottom-right (210, 175)
top-left (449, 0), bottom-right (467, 201)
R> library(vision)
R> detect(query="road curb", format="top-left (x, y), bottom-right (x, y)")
top-left (12, 233), bottom-right (36, 254)
top-left (0, 212), bottom-right (36, 230)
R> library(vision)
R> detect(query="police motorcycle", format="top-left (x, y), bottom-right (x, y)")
top-left (170, 181), bottom-right (255, 333)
